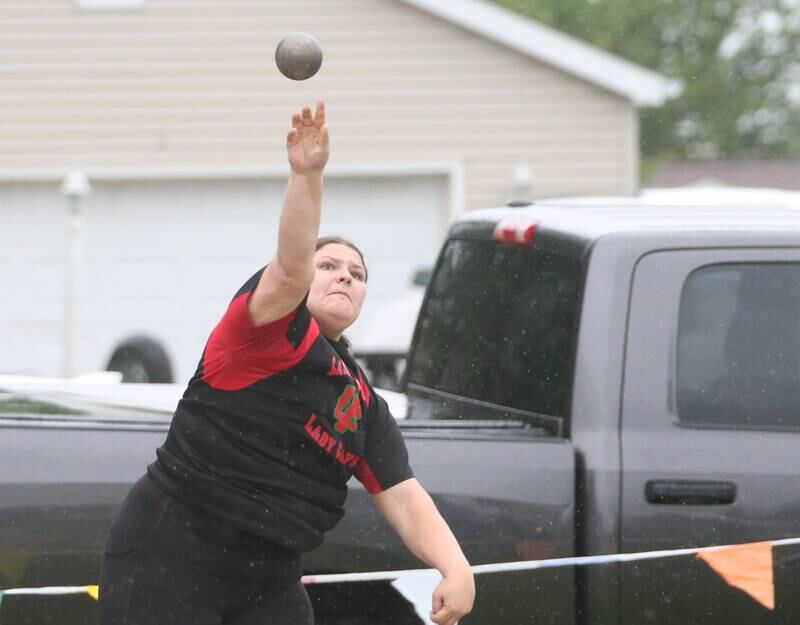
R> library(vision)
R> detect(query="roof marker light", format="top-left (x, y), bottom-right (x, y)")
top-left (492, 216), bottom-right (538, 246)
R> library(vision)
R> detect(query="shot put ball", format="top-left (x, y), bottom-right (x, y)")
top-left (275, 32), bottom-right (323, 81)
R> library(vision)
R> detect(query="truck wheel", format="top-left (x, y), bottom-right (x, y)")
top-left (106, 336), bottom-right (173, 383)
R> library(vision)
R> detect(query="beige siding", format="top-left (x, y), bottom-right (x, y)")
top-left (0, 0), bottom-right (638, 208)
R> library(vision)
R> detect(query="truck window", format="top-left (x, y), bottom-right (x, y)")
top-left (407, 238), bottom-right (582, 420)
top-left (677, 262), bottom-right (800, 429)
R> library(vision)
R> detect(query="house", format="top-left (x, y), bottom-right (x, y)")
top-left (0, 0), bottom-right (677, 383)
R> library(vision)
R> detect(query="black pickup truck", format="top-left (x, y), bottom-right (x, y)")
top-left (2, 198), bottom-right (800, 625)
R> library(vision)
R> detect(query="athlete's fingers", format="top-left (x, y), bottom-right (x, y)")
top-left (429, 606), bottom-right (458, 625)
top-left (431, 588), bottom-right (444, 615)
top-left (314, 100), bottom-right (326, 129)
top-left (292, 112), bottom-right (303, 132)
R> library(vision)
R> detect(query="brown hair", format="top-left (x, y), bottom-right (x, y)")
top-left (314, 236), bottom-right (368, 282)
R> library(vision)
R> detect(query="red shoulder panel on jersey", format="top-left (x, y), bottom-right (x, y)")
top-left (202, 292), bottom-right (320, 390)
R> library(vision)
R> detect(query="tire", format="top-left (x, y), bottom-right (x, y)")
top-left (106, 336), bottom-right (174, 383)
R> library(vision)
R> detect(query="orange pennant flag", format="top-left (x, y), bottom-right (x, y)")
top-left (697, 541), bottom-right (774, 610)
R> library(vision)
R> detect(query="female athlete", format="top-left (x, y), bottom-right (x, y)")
top-left (99, 101), bottom-right (475, 625)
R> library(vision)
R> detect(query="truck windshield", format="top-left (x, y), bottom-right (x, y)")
top-left (407, 237), bottom-right (582, 420)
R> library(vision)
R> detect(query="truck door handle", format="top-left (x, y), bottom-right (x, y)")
top-left (645, 480), bottom-right (736, 505)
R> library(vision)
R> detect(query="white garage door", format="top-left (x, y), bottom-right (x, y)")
top-left (0, 174), bottom-right (449, 384)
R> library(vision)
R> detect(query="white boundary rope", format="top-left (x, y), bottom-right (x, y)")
top-left (2, 585), bottom-right (98, 597)
top-left (300, 536), bottom-right (800, 585)
top-left (2, 537), bottom-right (798, 595)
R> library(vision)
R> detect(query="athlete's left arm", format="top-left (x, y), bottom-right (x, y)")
top-left (373, 479), bottom-right (475, 625)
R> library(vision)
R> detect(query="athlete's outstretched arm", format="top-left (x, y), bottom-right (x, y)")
top-left (248, 100), bottom-right (330, 325)
top-left (373, 478), bottom-right (475, 625)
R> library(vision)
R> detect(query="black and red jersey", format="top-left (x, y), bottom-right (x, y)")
top-left (148, 268), bottom-right (414, 554)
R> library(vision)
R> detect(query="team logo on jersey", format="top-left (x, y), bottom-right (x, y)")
top-left (327, 357), bottom-right (372, 408)
top-left (304, 414), bottom-right (361, 469)
top-left (334, 383), bottom-right (362, 433)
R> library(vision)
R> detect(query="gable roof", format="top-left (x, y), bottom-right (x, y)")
top-left (398, 0), bottom-right (682, 107)
top-left (649, 160), bottom-right (800, 191)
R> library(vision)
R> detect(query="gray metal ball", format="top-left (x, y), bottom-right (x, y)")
top-left (275, 32), bottom-right (323, 81)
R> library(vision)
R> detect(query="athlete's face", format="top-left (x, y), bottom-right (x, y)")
top-left (307, 243), bottom-right (367, 339)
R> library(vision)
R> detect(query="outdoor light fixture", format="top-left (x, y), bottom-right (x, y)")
top-left (60, 170), bottom-right (92, 378)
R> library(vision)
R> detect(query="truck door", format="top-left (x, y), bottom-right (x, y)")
top-left (305, 429), bottom-right (576, 625)
top-left (304, 232), bottom-right (582, 625)
top-left (0, 406), bottom-right (169, 625)
top-left (621, 250), bottom-right (800, 625)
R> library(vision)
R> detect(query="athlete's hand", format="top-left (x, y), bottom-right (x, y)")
top-left (429, 569), bottom-right (475, 625)
top-left (287, 100), bottom-right (329, 174)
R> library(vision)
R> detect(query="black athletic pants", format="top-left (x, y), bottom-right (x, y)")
top-left (99, 474), bottom-right (313, 625)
